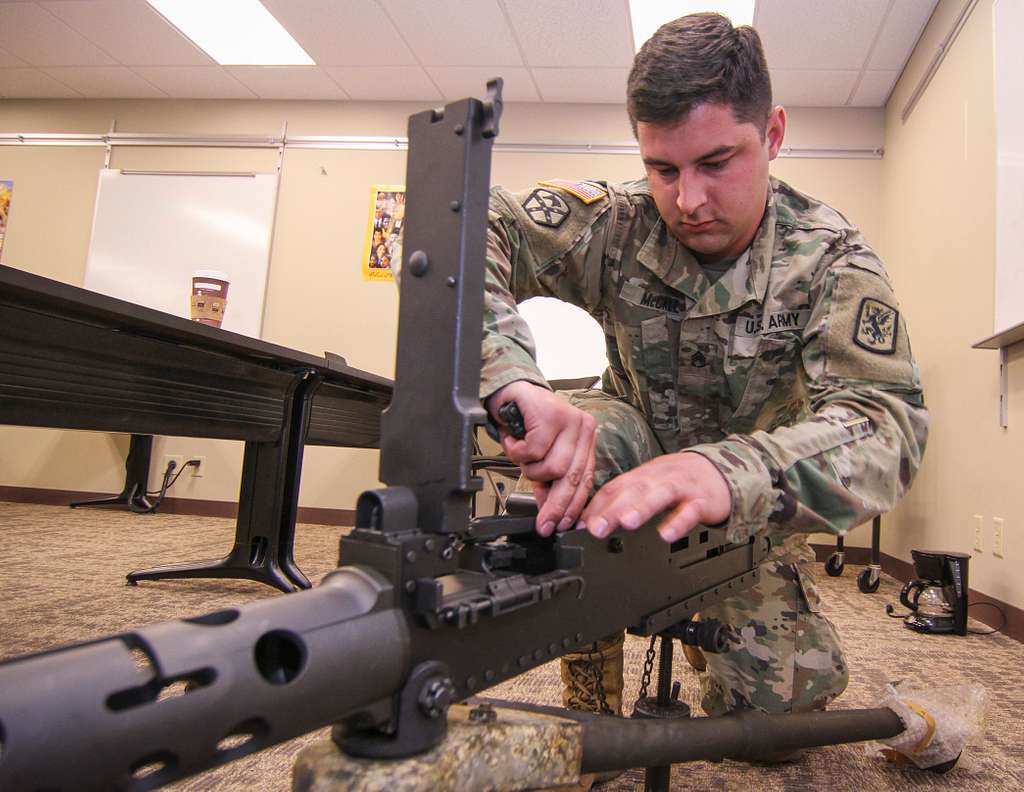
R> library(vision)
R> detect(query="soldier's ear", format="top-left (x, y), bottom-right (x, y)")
top-left (765, 106), bottom-right (786, 161)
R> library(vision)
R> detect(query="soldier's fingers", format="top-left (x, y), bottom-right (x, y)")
top-left (501, 426), bottom-right (554, 467)
top-left (534, 430), bottom-right (594, 533)
top-left (520, 412), bottom-right (582, 482)
top-left (580, 475), bottom-right (678, 539)
top-left (656, 500), bottom-right (704, 543)
top-left (531, 480), bottom-right (550, 511)
top-left (559, 432), bottom-right (597, 530)
top-left (537, 423), bottom-right (596, 532)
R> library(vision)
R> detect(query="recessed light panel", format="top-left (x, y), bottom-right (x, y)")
top-left (629, 1), bottom-right (757, 52)
top-left (146, 0), bottom-right (314, 65)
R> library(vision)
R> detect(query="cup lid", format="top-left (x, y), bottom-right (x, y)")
top-left (193, 269), bottom-right (230, 280)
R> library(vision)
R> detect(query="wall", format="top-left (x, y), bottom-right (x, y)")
top-left (877, 0), bottom-right (1024, 610)
top-left (0, 98), bottom-right (882, 521)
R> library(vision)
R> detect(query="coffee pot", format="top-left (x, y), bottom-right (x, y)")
top-left (898, 550), bottom-right (969, 635)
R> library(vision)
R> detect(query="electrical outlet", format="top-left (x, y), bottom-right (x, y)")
top-left (189, 456), bottom-right (206, 478)
top-left (162, 454), bottom-right (184, 477)
top-left (993, 517), bottom-right (1005, 558)
top-left (973, 514), bottom-right (984, 553)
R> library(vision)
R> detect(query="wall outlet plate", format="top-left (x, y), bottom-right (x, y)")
top-left (162, 454), bottom-right (184, 478)
top-left (993, 517), bottom-right (1005, 558)
top-left (189, 456), bottom-right (206, 478)
top-left (973, 514), bottom-right (984, 553)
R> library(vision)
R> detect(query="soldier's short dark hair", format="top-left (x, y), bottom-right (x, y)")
top-left (627, 13), bottom-right (772, 137)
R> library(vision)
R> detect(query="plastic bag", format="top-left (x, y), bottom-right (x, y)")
top-left (866, 681), bottom-right (989, 771)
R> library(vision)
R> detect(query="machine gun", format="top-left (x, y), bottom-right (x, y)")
top-left (0, 82), bottom-right (909, 791)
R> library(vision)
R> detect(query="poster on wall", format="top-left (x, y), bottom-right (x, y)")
top-left (362, 184), bottom-right (405, 282)
top-left (0, 180), bottom-right (12, 261)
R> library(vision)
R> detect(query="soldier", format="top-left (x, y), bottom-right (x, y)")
top-left (481, 12), bottom-right (928, 737)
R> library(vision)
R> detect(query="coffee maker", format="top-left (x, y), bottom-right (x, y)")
top-left (898, 550), bottom-right (970, 635)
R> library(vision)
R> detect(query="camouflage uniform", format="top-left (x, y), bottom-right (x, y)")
top-left (481, 177), bottom-right (928, 715)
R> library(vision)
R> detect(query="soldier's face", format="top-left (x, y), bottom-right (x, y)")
top-left (637, 103), bottom-right (786, 263)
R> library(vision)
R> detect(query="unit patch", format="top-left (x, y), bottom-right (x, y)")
top-left (538, 179), bottom-right (608, 205)
top-left (854, 297), bottom-right (898, 354)
top-left (523, 188), bottom-right (570, 228)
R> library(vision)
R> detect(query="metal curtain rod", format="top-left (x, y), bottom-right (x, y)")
top-left (0, 131), bottom-right (883, 159)
top-left (118, 169), bottom-right (258, 177)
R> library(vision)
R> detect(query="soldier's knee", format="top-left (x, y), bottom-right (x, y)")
top-left (567, 392), bottom-right (659, 481)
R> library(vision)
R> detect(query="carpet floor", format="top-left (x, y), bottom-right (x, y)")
top-left (1, 501), bottom-right (1021, 791)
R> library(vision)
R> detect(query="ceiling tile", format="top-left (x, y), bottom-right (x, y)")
top-left (756, 0), bottom-right (889, 70)
top-left (503, 0), bottom-right (633, 68)
top-left (849, 69), bottom-right (899, 107)
top-left (868, 0), bottom-right (937, 71)
top-left (226, 66), bottom-right (349, 100)
top-left (770, 68), bottom-right (859, 107)
top-left (532, 67), bottom-right (628, 103)
top-left (41, 0), bottom-right (214, 66)
top-left (381, 0), bottom-right (522, 66)
top-left (261, 0), bottom-right (416, 66)
top-left (426, 66), bottom-right (540, 102)
top-left (132, 66), bottom-right (257, 99)
top-left (0, 1), bottom-right (117, 66)
top-left (43, 65), bottom-right (166, 97)
top-left (0, 46), bottom-right (27, 68)
top-left (325, 65), bottom-right (441, 101)
top-left (0, 67), bottom-right (81, 98)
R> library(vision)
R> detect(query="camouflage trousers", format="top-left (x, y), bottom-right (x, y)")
top-left (563, 388), bottom-right (850, 716)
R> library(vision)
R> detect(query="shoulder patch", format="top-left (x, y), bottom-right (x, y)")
top-left (853, 297), bottom-right (898, 354)
top-left (826, 267), bottom-right (914, 386)
top-left (523, 188), bottom-right (570, 228)
top-left (538, 179), bottom-right (608, 205)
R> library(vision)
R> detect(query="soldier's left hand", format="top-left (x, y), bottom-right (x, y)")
top-left (578, 452), bottom-right (731, 543)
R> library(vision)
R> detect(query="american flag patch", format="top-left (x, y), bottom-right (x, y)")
top-left (537, 179), bottom-right (608, 205)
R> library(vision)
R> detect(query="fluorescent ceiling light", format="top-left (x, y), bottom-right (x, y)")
top-left (629, 1), bottom-right (758, 52)
top-left (146, 0), bottom-right (314, 65)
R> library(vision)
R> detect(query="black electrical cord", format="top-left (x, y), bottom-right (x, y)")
top-left (145, 459), bottom-right (197, 496)
top-left (967, 601), bottom-right (1007, 635)
top-left (130, 459), bottom-right (199, 514)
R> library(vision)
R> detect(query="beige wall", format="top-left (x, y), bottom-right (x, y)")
top-left (876, 0), bottom-right (1023, 610)
top-left (0, 97), bottom-right (881, 517)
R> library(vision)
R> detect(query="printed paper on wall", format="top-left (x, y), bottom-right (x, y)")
top-left (362, 184), bottom-right (405, 282)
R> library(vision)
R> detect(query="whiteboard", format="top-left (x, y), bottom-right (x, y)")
top-left (85, 169), bottom-right (278, 338)
top-left (994, 0), bottom-right (1024, 336)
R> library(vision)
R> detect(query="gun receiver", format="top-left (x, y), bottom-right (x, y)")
top-left (0, 82), bottom-right (769, 790)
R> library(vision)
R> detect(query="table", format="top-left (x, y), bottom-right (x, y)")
top-left (0, 264), bottom-right (391, 592)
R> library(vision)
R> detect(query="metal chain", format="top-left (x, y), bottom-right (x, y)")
top-left (637, 635), bottom-right (658, 700)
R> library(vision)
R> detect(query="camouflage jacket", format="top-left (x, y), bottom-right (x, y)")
top-left (481, 176), bottom-right (928, 544)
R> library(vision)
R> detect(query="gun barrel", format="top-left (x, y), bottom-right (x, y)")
top-left (0, 566), bottom-right (410, 791)
top-left (580, 707), bottom-right (905, 772)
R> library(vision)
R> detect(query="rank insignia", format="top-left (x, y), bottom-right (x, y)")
top-left (854, 297), bottom-right (898, 354)
top-left (538, 178), bottom-right (608, 205)
top-left (523, 188), bottom-right (570, 228)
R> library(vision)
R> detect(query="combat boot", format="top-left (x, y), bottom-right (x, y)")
top-left (560, 634), bottom-right (625, 788)
top-left (560, 633), bottom-right (624, 716)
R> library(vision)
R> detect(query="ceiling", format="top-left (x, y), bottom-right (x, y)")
top-left (0, 0), bottom-right (937, 106)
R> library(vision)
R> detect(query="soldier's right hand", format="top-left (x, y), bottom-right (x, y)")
top-left (486, 380), bottom-right (596, 537)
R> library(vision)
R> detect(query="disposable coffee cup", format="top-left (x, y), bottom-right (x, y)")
top-left (190, 270), bottom-right (230, 328)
